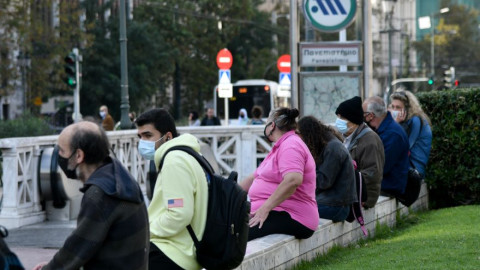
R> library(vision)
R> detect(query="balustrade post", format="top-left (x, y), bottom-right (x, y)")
top-left (239, 129), bottom-right (256, 181)
top-left (1, 148), bottom-right (19, 216)
top-left (0, 146), bottom-right (45, 228)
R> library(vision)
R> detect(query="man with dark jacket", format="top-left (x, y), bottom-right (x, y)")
top-left (200, 108), bottom-right (221, 126)
top-left (336, 96), bottom-right (385, 208)
top-left (363, 96), bottom-right (409, 198)
top-left (33, 121), bottom-right (149, 270)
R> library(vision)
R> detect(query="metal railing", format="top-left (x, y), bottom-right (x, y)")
top-left (0, 125), bottom-right (269, 228)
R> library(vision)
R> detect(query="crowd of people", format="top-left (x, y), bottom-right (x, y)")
top-left (29, 90), bottom-right (431, 269)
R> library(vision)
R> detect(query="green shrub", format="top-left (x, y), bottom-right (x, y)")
top-left (0, 113), bottom-right (54, 139)
top-left (417, 88), bottom-right (480, 208)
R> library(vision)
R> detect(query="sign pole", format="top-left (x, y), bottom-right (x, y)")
top-left (73, 48), bottom-right (81, 123)
top-left (224, 98), bottom-right (229, 126)
top-left (290, 0), bottom-right (298, 109)
top-left (216, 49), bottom-right (233, 125)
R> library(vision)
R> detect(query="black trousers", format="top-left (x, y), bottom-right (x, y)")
top-left (248, 210), bottom-right (315, 241)
top-left (149, 242), bottom-right (184, 270)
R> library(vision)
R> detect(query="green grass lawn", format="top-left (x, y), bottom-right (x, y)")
top-left (294, 205), bottom-right (480, 270)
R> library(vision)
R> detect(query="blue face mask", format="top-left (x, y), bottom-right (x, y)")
top-left (335, 118), bottom-right (349, 134)
top-left (138, 135), bottom-right (165, 160)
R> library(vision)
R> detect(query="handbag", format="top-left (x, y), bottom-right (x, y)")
top-left (397, 162), bottom-right (423, 207)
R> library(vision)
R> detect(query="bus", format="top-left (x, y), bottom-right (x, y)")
top-left (214, 79), bottom-right (287, 124)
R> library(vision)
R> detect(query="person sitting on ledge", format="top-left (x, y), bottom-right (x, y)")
top-left (240, 107), bottom-right (319, 241)
top-left (298, 115), bottom-right (357, 222)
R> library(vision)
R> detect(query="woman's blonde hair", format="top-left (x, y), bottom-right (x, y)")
top-left (390, 90), bottom-right (432, 127)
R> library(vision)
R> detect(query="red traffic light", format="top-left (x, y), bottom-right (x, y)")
top-left (454, 80), bottom-right (460, 87)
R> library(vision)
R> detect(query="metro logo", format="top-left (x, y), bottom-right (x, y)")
top-left (312, 0), bottom-right (347, 15)
top-left (303, 0), bottom-right (357, 32)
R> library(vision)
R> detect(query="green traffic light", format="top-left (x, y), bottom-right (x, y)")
top-left (67, 78), bottom-right (76, 86)
top-left (428, 79), bottom-right (434, 85)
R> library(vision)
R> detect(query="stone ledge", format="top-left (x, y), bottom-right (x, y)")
top-left (236, 183), bottom-right (429, 270)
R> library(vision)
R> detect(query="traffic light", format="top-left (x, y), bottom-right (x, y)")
top-left (454, 79), bottom-right (460, 87)
top-left (428, 76), bottom-right (434, 85)
top-left (442, 66), bottom-right (455, 88)
top-left (64, 52), bottom-right (77, 88)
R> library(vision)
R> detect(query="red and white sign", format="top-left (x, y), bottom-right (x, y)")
top-left (216, 49), bottom-right (233, 70)
top-left (277, 54), bottom-right (291, 73)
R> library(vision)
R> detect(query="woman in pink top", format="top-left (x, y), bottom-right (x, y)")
top-left (240, 107), bottom-right (319, 241)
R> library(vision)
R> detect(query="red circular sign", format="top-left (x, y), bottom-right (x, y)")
top-left (216, 48), bottom-right (233, 70)
top-left (277, 54), bottom-right (291, 73)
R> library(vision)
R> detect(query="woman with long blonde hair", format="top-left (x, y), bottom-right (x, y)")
top-left (389, 90), bottom-right (432, 177)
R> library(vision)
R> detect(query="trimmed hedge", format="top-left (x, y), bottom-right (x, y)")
top-left (0, 113), bottom-right (53, 139)
top-left (417, 88), bottom-right (480, 208)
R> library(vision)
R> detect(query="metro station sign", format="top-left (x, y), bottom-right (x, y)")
top-left (303, 0), bottom-right (357, 32)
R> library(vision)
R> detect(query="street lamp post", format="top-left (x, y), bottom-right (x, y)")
top-left (380, 1), bottom-right (399, 93)
top-left (119, 0), bottom-right (132, 129)
top-left (419, 7), bottom-right (450, 84)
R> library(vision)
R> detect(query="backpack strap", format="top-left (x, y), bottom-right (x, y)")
top-left (157, 145), bottom-right (214, 249)
top-left (158, 145), bottom-right (215, 176)
top-left (347, 125), bottom-right (372, 151)
top-left (352, 173), bottom-right (368, 236)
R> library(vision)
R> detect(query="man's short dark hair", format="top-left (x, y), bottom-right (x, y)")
top-left (135, 108), bottom-right (179, 138)
top-left (70, 125), bottom-right (110, 165)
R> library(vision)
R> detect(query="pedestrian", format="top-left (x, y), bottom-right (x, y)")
top-left (298, 116), bottom-right (357, 222)
top-left (237, 108), bottom-right (249, 125)
top-left (363, 96), bottom-right (409, 199)
top-left (188, 111), bottom-right (201, 126)
top-left (99, 105), bottom-right (114, 131)
top-left (239, 108), bottom-right (319, 241)
top-left (200, 108), bottom-right (221, 126)
top-left (33, 121), bottom-right (149, 270)
top-left (136, 108), bottom-right (208, 270)
top-left (389, 90), bottom-right (432, 177)
top-left (335, 96), bottom-right (385, 209)
top-left (249, 105), bottom-right (265, 125)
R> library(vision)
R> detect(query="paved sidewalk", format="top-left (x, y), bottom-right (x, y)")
top-left (4, 221), bottom-right (76, 270)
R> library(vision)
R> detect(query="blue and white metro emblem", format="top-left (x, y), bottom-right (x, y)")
top-left (303, 0), bottom-right (357, 32)
top-left (311, 0), bottom-right (347, 15)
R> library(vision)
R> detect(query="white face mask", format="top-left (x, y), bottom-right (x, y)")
top-left (138, 135), bottom-right (166, 160)
top-left (99, 111), bottom-right (106, 119)
top-left (391, 110), bottom-right (400, 119)
top-left (335, 118), bottom-right (349, 134)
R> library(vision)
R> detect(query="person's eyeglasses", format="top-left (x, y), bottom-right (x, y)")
top-left (363, 112), bottom-right (372, 116)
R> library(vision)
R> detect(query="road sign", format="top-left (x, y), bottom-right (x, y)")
top-left (216, 48), bottom-right (233, 70)
top-left (303, 0), bottom-right (357, 32)
top-left (277, 54), bottom-right (291, 73)
top-left (277, 85), bottom-right (292, 98)
top-left (278, 72), bottom-right (291, 98)
top-left (219, 69), bottom-right (231, 84)
top-left (218, 83), bottom-right (233, 98)
top-left (299, 42), bottom-right (361, 67)
top-left (279, 72), bottom-right (291, 85)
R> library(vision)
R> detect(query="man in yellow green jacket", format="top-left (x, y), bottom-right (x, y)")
top-left (136, 108), bottom-right (208, 270)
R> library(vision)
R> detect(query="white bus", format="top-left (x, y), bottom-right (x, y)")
top-left (214, 79), bottom-right (288, 124)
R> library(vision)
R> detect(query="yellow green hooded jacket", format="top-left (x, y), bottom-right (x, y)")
top-left (149, 133), bottom-right (208, 270)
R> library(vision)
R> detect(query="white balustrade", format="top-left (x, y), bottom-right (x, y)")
top-left (0, 125), bottom-right (269, 228)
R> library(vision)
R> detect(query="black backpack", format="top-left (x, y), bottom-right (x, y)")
top-left (0, 226), bottom-right (24, 270)
top-left (159, 146), bottom-right (250, 270)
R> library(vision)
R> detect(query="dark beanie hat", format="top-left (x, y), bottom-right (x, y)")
top-left (335, 96), bottom-right (364, 125)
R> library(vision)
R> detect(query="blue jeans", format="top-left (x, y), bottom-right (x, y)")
top-left (317, 204), bottom-right (350, 222)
